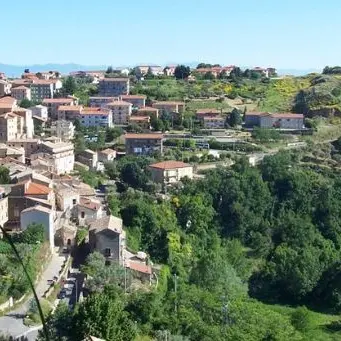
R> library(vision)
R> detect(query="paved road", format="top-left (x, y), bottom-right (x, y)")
top-left (0, 252), bottom-right (66, 340)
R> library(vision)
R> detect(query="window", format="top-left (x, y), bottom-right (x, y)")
top-left (72, 199), bottom-right (76, 205)
top-left (81, 211), bottom-right (85, 218)
top-left (104, 248), bottom-right (111, 257)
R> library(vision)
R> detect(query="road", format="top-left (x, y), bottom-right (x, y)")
top-left (0, 251), bottom-right (66, 340)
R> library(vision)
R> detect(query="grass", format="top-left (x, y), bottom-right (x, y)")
top-left (24, 298), bottom-right (52, 327)
top-left (186, 99), bottom-right (232, 111)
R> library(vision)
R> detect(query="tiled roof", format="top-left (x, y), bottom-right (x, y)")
top-left (82, 107), bottom-right (111, 115)
top-left (107, 101), bottom-right (132, 106)
top-left (129, 116), bottom-right (150, 121)
top-left (149, 160), bottom-right (191, 170)
top-left (89, 215), bottom-right (123, 234)
top-left (58, 105), bottom-right (83, 111)
top-left (0, 96), bottom-right (16, 104)
top-left (127, 261), bottom-right (152, 275)
top-left (12, 86), bottom-right (29, 90)
top-left (99, 148), bottom-right (116, 155)
top-left (121, 95), bottom-right (146, 99)
top-left (43, 98), bottom-right (73, 104)
top-left (25, 182), bottom-right (52, 195)
top-left (271, 113), bottom-right (304, 119)
top-left (125, 133), bottom-right (163, 140)
top-left (78, 197), bottom-right (101, 211)
top-left (153, 101), bottom-right (185, 106)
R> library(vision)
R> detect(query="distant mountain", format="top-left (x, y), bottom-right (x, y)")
top-left (0, 63), bottom-right (107, 77)
top-left (276, 68), bottom-right (321, 76)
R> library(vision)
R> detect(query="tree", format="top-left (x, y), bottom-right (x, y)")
top-left (19, 98), bottom-right (33, 108)
top-left (126, 124), bottom-right (143, 133)
top-left (12, 223), bottom-right (45, 244)
top-left (290, 306), bottom-right (313, 332)
top-left (174, 65), bottom-right (191, 80)
top-left (62, 76), bottom-right (77, 96)
top-left (0, 166), bottom-right (11, 184)
top-left (203, 72), bottom-right (215, 80)
top-left (196, 63), bottom-right (212, 69)
top-left (105, 127), bottom-right (123, 142)
top-left (228, 108), bottom-right (242, 127)
top-left (106, 66), bottom-right (113, 74)
top-left (107, 193), bottom-right (121, 216)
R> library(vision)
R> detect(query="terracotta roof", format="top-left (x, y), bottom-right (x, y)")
top-left (31, 80), bottom-right (54, 85)
top-left (100, 78), bottom-right (129, 82)
top-left (129, 116), bottom-right (150, 121)
top-left (127, 261), bottom-right (152, 275)
top-left (89, 96), bottom-right (117, 100)
top-left (82, 107), bottom-right (111, 115)
top-left (271, 113), bottom-right (304, 119)
top-left (0, 96), bottom-right (16, 103)
top-left (99, 148), bottom-right (116, 155)
top-left (245, 112), bottom-right (269, 117)
top-left (12, 86), bottom-right (29, 90)
top-left (106, 101), bottom-right (132, 106)
top-left (0, 112), bottom-right (19, 119)
top-left (149, 160), bottom-right (191, 170)
top-left (78, 197), bottom-right (101, 211)
top-left (121, 95), bottom-right (146, 99)
top-left (25, 182), bottom-right (52, 195)
top-left (196, 109), bottom-right (221, 115)
top-left (125, 133), bottom-right (163, 140)
top-left (58, 105), bottom-right (83, 111)
top-left (43, 98), bottom-right (73, 104)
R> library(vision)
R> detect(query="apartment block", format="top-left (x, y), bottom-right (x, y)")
top-left (0, 80), bottom-right (11, 97)
top-left (125, 133), bottom-right (163, 155)
top-left (43, 97), bottom-right (77, 119)
top-left (79, 107), bottom-right (113, 128)
top-left (89, 96), bottom-right (118, 108)
top-left (0, 113), bottom-right (24, 142)
top-left (152, 101), bottom-right (185, 114)
top-left (57, 105), bottom-right (83, 121)
top-left (202, 116), bottom-right (225, 129)
top-left (120, 95), bottom-right (146, 108)
top-left (98, 78), bottom-right (130, 97)
top-left (106, 101), bottom-right (132, 125)
top-left (11, 86), bottom-right (31, 101)
top-left (30, 80), bottom-right (54, 101)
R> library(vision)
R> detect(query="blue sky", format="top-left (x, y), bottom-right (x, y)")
top-left (2, 0), bottom-right (340, 69)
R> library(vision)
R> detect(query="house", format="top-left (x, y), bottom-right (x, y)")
top-left (7, 138), bottom-right (40, 157)
top-left (89, 96), bottom-right (118, 108)
top-left (8, 180), bottom-right (54, 226)
top-left (136, 106), bottom-right (159, 118)
top-left (12, 108), bottom-right (34, 138)
top-left (0, 97), bottom-right (18, 115)
top-left (195, 108), bottom-right (221, 119)
top-left (148, 160), bottom-right (193, 185)
top-left (0, 80), bottom-right (12, 97)
top-left (195, 65), bottom-right (235, 78)
top-left (125, 133), bottom-right (163, 155)
top-left (77, 197), bottom-right (103, 226)
top-left (98, 148), bottom-right (116, 163)
top-left (20, 205), bottom-right (54, 251)
top-left (30, 105), bottom-right (48, 120)
top-left (0, 72), bottom-right (6, 80)
top-left (0, 113), bottom-right (24, 142)
top-left (251, 67), bottom-right (277, 78)
top-left (76, 149), bottom-right (98, 169)
top-left (11, 79), bottom-right (33, 89)
top-left (0, 187), bottom-right (9, 228)
top-left (202, 116), bottom-right (225, 129)
top-left (43, 98), bottom-right (77, 119)
top-left (134, 65), bottom-right (163, 77)
top-left (79, 107), bottom-right (113, 128)
top-left (98, 78), bottom-right (130, 97)
top-left (106, 101), bottom-right (132, 125)
top-left (50, 120), bottom-right (75, 141)
top-left (57, 105), bottom-right (83, 121)
top-left (55, 185), bottom-right (79, 211)
top-left (152, 101), bottom-right (185, 114)
top-left (120, 95), bottom-right (146, 109)
top-left (36, 141), bottom-right (74, 174)
top-left (129, 116), bottom-right (150, 129)
top-left (245, 112), bottom-right (304, 130)
top-left (11, 86), bottom-right (31, 101)
top-left (126, 260), bottom-right (152, 283)
top-left (163, 65), bottom-right (177, 76)
top-left (88, 215), bottom-right (126, 264)
top-left (0, 143), bottom-right (25, 163)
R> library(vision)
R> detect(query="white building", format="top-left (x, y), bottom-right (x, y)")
top-left (51, 120), bottom-right (75, 141)
top-left (30, 105), bottom-right (48, 120)
top-left (20, 205), bottom-right (54, 251)
top-left (0, 187), bottom-right (9, 229)
top-left (79, 108), bottom-right (113, 128)
top-left (13, 108), bottom-right (34, 138)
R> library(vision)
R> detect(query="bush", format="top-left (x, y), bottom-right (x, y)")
top-left (290, 306), bottom-right (313, 332)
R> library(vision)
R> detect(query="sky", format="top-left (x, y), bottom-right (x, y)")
top-left (2, 0), bottom-right (341, 69)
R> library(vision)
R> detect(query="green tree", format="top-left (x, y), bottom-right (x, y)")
top-left (62, 76), bottom-right (77, 96)
top-left (0, 166), bottom-right (11, 184)
top-left (228, 108), bottom-right (242, 127)
top-left (105, 127), bottom-right (123, 142)
top-left (174, 65), bottom-right (191, 80)
top-left (106, 66), bottom-right (113, 74)
top-left (290, 306), bottom-right (313, 332)
top-left (107, 193), bottom-right (121, 216)
top-left (19, 98), bottom-right (33, 108)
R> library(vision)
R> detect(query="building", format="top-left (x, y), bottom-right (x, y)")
top-left (79, 107), bottom-right (113, 128)
top-left (136, 106), bottom-right (159, 118)
top-left (0, 72), bottom-right (6, 80)
top-left (30, 105), bottom-right (48, 120)
top-left (89, 96), bottom-right (118, 108)
top-left (76, 149), bottom-right (98, 169)
top-left (30, 80), bottom-right (55, 101)
top-left (202, 116), bottom-right (225, 129)
top-left (106, 101), bottom-right (132, 125)
top-left (38, 141), bottom-right (74, 174)
top-left (8, 180), bottom-right (54, 225)
top-left (120, 95), bottom-right (146, 109)
top-left (0, 97), bottom-right (17, 115)
top-left (163, 65), bottom-right (177, 76)
top-left (195, 65), bottom-right (235, 78)
top-left (55, 186), bottom-right (79, 212)
top-left (148, 160), bottom-right (193, 185)
top-left (0, 143), bottom-right (25, 163)
top-left (57, 105), bottom-right (83, 121)
top-left (125, 133), bottom-right (163, 155)
top-left (0, 113), bottom-right (23, 142)
top-left (251, 67), bottom-right (277, 78)
top-left (77, 197), bottom-right (103, 226)
top-left (11, 86), bottom-right (31, 101)
top-left (7, 138), bottom-right (40, 157)
top-left (98, 148), bottom-right (116, 163)
top-left (42, 98), bottom-right (77, 119)
top-left (98, 78), bottom-right (130, 97)
top-left (13, 108), bottom-right (34, 138)
top-left (0, 80), bottom-right (12, 97)
top-left (88, 215), bottom-right (126, 264)
top-left (0, 187), bottom-right (9, 228)
top-left (245, 112), bottom-right (304, 129)
top-left (51, 120), bottom-right (75, 141)
top-left (134, 65), bottom-right (164, 77)
top-left (129, 116), bottom-right (150, 129)
top-left (195, 109), bottom-right (221, 119)
top-left (152, 101), bottom-right (185, 114)
top-left (20, 205), bottom-right (54, 251)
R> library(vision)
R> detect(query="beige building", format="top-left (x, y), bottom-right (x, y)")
top-left (120, 95), bottom-right (146, 108)
top-left (89, 96), bottom-right (118, 108)
top-left (129, 115), bottom-right (150, 129)
top-left (77, 149), bottom-right (98, 169)
top-left (98, 78), bottom-right (130, 97)
top-left (148, 160), bottom-right (193, 185)
top-left (0, 143), bottom-right (25, 163)
top-left (37, 141), bottom-right (75, 174)
top-left (136, 106), bottom-right (159, 118)
top-left (30, 105), bottom-right (48, 120)
top-left (7, 138), bottom-right (40, 156)
top-left (77, 197), bottom-right (103, 226)
top-left (0, 187), bottom-right (9, 228)
top-left (42, 98), bottom-right (77, 119)
top-left (106, 101), bottom-right (132, 124)
top-left (57, 105), bottom-right (83, 121)
top-left (0, 113), bottom-right (24, 142)
top-left (51, 120), bottom-right (75, 141)
top-left (202, 116), bottom-right (225, 129)
top-left (152, 101), bottom-right (185, 114)
top-left (98, 148), bottom-right (116, 162)
top-left (11, 86), bottom-right (31, 101)
top-left (13, 108), bottom-right (34, 138)
top-left (0, 97), bottom-right (18, 115)
top-left (0, 80), bottom-right (11, 97)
